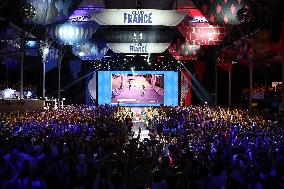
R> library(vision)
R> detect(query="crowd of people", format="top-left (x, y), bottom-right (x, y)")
top-left (0, 105), bottom-right (283, 189)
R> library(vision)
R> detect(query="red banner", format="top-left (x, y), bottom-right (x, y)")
top-left (235, 39), bottom-right (254, 66)
top-left (181, 71), bottom-right (191, 106)
top-left (178, 22), bottom-right (231, 45)
top-left (194, 61), bottom-right (206, 80)
top-left (219, 48), bottom-right (233, 72)
top-left (218, 62), bottom-right (232, 72)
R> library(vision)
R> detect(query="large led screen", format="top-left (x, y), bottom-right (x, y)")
top-left (112, 74), bottom-right (164, 104)
top-left (98, 71), bottom-right (178, 106)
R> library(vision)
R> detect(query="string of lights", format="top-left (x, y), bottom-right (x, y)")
top-left (89, 54), bottom-right (186, 72)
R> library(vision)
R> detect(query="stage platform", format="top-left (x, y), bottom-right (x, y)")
top-left (0, 99), bottom-right (45, 112)
top-left (131, 107), bottom-right (150, 141)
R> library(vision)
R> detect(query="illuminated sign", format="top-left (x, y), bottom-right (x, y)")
top-left (130, 43), bottom-right (148, 53)
top-left (91, 9), bottom-right (187, 26)
top-left (124, 11), bottom-right (152, 24)
top-left (272, 82), bottom-right (282, 88)
top-left (107, 43), bottom-right (170, 53)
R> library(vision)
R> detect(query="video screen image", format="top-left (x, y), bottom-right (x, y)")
top-left (98, 71), bottom-right (178, 106)
top-left (111, 74), bottom-right (164, 104)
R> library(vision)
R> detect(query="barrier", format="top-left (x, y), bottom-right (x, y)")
top-left (0, 99), bottom-right (45, 112)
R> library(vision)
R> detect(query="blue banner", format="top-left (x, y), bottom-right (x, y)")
top-left (69, 60), bottom-right (82, 79)
top-left (45, 48), bottom-right (59, 73)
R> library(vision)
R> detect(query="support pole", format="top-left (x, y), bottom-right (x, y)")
top-left (58, 60), bottom-right (61, 99)
top-left (58, 49), bottom-right (63, 100)
top-left (280, 57), bottom-right (284, 125)
top-left (229, 70), bottom-right (232, 107)
top-left (249, 65), bottom-right (253, 110)
top-left (264, 64), bottom-right (269, 120)
top-left (215, 61), bottom-right (218, 106)
top-left (20, 54), bottom-right (24, 99)
top-left (43, 60), bottom-right (45, 98)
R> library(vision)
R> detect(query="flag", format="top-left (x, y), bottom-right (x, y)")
top-left (237, 39), bottom-right (254, 66)
top-left (218, 48), bottom-right (233, 72)
top-left (194, 61), bottom-right (206, 80)
top-left (181, 71), bottom-right (191, 106)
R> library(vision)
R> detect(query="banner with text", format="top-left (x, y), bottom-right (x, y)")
top-left (91, 9), bottom-right (187, 26)
top-left (107, 43), bottom-right (170, 54)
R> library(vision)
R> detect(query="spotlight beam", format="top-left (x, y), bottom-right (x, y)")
top-left (147, 53), bottom-right (151, 62)
top-left (180, 62), bottom-right (213, 104)
top-left (60, 61), bottom-right (127, 92)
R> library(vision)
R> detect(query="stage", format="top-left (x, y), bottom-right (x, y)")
top-left (131, 107), bottom-right (150, 141)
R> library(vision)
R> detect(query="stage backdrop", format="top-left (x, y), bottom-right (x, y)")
top-left (86, 72), bottom-right (97, 106)
top-left (98, 71), bottom-right (178, 106)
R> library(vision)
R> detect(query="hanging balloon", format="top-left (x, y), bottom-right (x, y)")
top-left (236, 6), bottom-right (253, 24)
top-left (169, 38), bottom-right (201, 60)
top-left (192, 0), bottom-right (248, 25)
top-left (177, 6), bottom-right (208, 23)
top-left (47, 22), bottom-right (98, 45)
top-left (21, 3), bottom-right (37, 20)
top-left (178, 21), bottom-right (231, 45)
top-left (26, 0), bottom-right (81, 25)
top-left (72, 40), bottom-right (109, 61)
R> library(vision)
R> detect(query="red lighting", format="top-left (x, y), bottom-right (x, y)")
top-left (178, 22), bottom-right (231, 45)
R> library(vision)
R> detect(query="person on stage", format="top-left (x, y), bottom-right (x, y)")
top-left (141, 90), bottom-right (145, 97)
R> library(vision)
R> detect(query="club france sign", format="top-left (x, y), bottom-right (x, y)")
top-left (91, 9), bottom-right (187, 26)
top-left (107, 43), bottom-right (170, 53)
top-left (124, 11), bottom-right (153, 24)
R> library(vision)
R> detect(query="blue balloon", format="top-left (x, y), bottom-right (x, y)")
top-left (72, 40), bottom-right (109, 60)
top-left (47, 22), bottom-right (98, 45)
